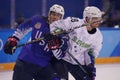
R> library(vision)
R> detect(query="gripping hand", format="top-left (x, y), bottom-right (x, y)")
top-left (4, 36), bottom-right (19, 54)
top-left (44, 34), bottom-right (61, 50)
top-left (86, 63), bottom-right (96, 80)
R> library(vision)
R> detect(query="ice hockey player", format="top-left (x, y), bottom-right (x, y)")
top-left (4, 4), bottom-right (68, 80)
top-left (50, 6), bottom-right (103, 80)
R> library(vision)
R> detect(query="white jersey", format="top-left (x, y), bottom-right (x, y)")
top-left (50, 17), bottom-right (103, 65)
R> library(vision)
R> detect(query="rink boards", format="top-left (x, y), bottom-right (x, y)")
top-left (0, 57), bottom-right (120, 71)
top-left (0, 28), bottom-right (120, 71)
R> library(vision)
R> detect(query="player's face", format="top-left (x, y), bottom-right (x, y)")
top-left (90, 17), bottom-right (102, 28)
top-left (48, 11), bottom-right (62, 24)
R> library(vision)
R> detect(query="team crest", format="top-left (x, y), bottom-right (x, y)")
top-left (34, 22), bottom-right (41, 29)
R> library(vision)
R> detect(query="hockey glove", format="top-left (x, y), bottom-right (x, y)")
top-left (44, 33), bottom-right (61, 50)
top-left (4, 36), bottom-right (19, 54)
top-left (84, 75), bottom-right (95, 80)
top-left (86, 63), bottom-right (96, 80)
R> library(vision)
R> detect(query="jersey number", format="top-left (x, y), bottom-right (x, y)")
top-left (70, 17), bottom-right (79, 22)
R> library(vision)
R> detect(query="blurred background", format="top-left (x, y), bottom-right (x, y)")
top-left (0, 0), bottom-right (120, 29)
top-left (0, 0), bottom-right (120, 71)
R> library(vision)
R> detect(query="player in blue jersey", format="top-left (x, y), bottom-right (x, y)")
top-left (4, 4), bottom-right (68, 80)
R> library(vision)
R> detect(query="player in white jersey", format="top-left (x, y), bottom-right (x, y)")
top-left (50, 6), bottom-right (103, 80)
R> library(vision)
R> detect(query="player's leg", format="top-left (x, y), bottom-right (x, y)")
top-left (51, 57), bottom-right (68, 80)
top-left (38, 63), bottom-right (61, 80)
top-left (64, 61), bottom-right (87, 80)
top-left (12, 59), bottom-right (33, 80)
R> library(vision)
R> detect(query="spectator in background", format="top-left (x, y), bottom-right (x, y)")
top-left (14, 13), bottom-right (25, 28)
top-left (101, 0), bottom-right (120, 27)
top-left (112, 0), bottom-right (120, 27)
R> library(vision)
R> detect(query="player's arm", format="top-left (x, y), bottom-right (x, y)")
top-left (12, 15), bottom-right (41, 40)
top-left (44, 33), bottom-right (69, 60)
top-left (50, 17), bottom-right (83, 34)
top-left (52, 34), bottom-right (69, 60)
top-left (3, 16), bottom-right (35, 54)
top-left (49, 18), bottom-right (72, 59)
top-left (50, 17), bottom-right (78, 32)
top-left (84, 42), bottom-right (103, 80)
top-left (50, 17), bottom-right (69, 33)
top-left (86, 33), bottom-right (103, 79)
top-left (89, 33), bottom-right (103, 58)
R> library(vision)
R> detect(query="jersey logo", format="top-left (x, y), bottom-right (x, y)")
top-left (34, 22), bottom-right (41, 29)
top-left (72, 36), bottom-right (90, 48)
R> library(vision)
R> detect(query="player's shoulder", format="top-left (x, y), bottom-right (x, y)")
top-left (65, 17), bottom-right (82, 22)
top-left (96, 28), bottom-right (103, 40)
top-left (64, 17), bottom-right (84, 26)
top-left (96, 28), bottom-right (102, 35)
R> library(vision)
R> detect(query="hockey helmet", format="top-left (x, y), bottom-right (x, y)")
top-left (83, 6), bottom-right (102, 19)
top-left (49, 4), bottom-right (65, 19)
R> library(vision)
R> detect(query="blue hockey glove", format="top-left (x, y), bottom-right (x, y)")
top-left (4, 36), bottom-right (19, 54)
top-left (84, 75), bottom-right (95, 80)
top-left (44, 33), bottom-right (61, 50)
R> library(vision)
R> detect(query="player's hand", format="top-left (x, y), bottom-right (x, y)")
top-left (4, 36), bottom-right (19, 54)
top-left (86, 63), bottom-right (96, 80)
top-left (44, 33), bottom-right (61, 50)
top-left (84, 75), bottom-right (95, 80)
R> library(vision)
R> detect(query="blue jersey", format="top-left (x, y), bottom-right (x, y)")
top-left (13, 15), bottom-right (53, 67)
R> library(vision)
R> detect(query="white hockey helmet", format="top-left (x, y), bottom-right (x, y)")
top-left (49, 4), bottom-right (65, 19)
top-left (83, 6), bottom-right (102, 19)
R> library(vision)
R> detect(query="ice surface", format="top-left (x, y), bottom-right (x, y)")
top-left (0, 64), bottom-right (120, 80)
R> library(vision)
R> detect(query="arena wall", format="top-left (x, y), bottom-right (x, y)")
top-left (0, 28), bottom-right (120, 70)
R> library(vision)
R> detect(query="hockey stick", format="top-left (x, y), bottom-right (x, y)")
top-left (67, 51), bottom-right (89, 75)
top-left (12, 2), bottom-right (113, 51)
top-left (102, 1), bottom-right (114, 18)
top-left (12, 23), bottom-right (90, 51)
top-left (12, 16), bottom-right (104, 51)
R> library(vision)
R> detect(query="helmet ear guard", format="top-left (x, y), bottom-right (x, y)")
top-left (49, 4), bottom-right (65, 19)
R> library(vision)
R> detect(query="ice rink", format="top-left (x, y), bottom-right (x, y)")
top-left (0, 63), bottom-right (120, 80)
